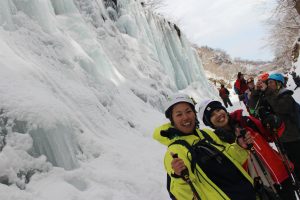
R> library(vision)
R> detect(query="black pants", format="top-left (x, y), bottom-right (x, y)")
top-left (275, 178), bottom-right (297, 200)
top-left (282, 140), bottom-right (300, 179)
top-left (222, 97), bottom-right (233, 108)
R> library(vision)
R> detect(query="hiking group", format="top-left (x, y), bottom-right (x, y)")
top-left (153, 72), bottom-right (300, 200)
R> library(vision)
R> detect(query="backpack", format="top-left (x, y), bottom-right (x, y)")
top-left (234, 84), bottom-right (240, 95)
top-left (169, 130), bottom-right (225, 172)
top-left (166, 130), bottom-right (222, 198)
top-left (234, 81), bottom-right (245, 101)
top-left (225, 88), bottom-right (230, 95)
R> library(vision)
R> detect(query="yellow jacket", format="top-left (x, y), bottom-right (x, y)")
top-left (153, 123), bottom-right (253, 200)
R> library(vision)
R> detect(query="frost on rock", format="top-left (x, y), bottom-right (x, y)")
top-left (28, 123), bottom-right (79, 170)
top-left (116, 11), bottom-right (139, 38)
top-left (0, 111), bottom-right (51, 189)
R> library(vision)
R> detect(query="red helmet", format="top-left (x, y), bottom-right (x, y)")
top-left (258, 73), bottom-right (269, 81)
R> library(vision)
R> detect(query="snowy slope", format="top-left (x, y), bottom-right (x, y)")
top-left (0, 0), bottom-right (217, 199)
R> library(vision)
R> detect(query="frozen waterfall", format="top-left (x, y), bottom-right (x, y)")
top-left (0, 0), bottom-right (216, 197)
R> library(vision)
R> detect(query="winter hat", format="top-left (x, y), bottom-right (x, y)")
top-left (198, 99), bottom-right (226, 127)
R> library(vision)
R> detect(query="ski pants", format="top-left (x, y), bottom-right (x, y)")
top-left (222, 97), bottom-right (233, 108)
top-left (282, 140), bottom-right (300, 180)
top-left (275, 178), bottom-right (297, 200)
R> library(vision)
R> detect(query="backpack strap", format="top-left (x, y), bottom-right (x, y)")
top-left (169, 139), bottom-right (197, 172)
top-left (168, 129), bottom-right (214, 148)
top-left (199, 129), bottom-right (226, 150)
top-left (167, 140), bottom-right (206, 200)
top-left (253, 93), bottom-right (262, 116)
top-left (199, 129), bottom-right (214, 143)
top-left (166, 174), bottom-right (176, 200)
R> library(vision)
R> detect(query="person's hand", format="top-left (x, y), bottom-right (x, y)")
top-left (235, 128), bottom-right (253, 149)
top-left (170, 152), bottom-right (186, 176)
top-left (255, 80), bottom-right (267, 91)
top-left (260, 82), bottom-right (267, 91)
top-left (255, 80), bottom-right (263, 90)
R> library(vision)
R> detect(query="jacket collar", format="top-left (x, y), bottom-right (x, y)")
top-left (278, 88), bottom-right (293, 96)
top-left (153, 123), bottom-right (198, 146)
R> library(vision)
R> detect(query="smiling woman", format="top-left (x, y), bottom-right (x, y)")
top-left (197, 99), bottom-right (297, 199)
top-left (164, 93), bottom-right (197, 133)
top-left (170, 103), bottom-right (196, 134)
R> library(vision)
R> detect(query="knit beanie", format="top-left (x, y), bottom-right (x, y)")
top-left (202, 101), bottom-right (227, 127)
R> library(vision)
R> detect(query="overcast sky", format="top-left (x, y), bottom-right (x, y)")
top-left (158, 0), bottom-right (276, 61)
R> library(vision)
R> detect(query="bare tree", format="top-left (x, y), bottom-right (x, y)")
top-left (267, 0), bottom-right (300, 68)
top-left (276, 0), bottom-right (300, 15)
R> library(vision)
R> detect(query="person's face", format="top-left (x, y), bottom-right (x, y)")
top-left (210, 109), bottom-right (229, 128)
top-left (256, 80), bottom-right (267, 91)
top-left (256, 79), bottom-right (263, 88)
top-left (247, 81), bottom-right (254, 89)
top-left (267, 80), bottom-right (277, 91)
top-left (172, 103), bottom-right (196, 134)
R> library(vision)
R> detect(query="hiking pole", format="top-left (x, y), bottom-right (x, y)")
top-left (240, 129), bottom-right (281, 200)
top-left (248, 155), bottom-right (281, 200)
top-left (249, 150), bottom-right (281, 199)
top-left (172, 154), bottom-right (201, 200)
top-left (271, 128), bottom-right (300, 198)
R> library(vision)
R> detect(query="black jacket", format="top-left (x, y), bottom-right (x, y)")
top-left (249, 89), bottom-right (273, 119)
top-left (265, 88), bottom-right (300, 143)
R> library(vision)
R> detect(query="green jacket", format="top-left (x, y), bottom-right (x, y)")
top-left (153, 123), bottom-right (253, 200)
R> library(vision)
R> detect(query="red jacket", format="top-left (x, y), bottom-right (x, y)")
top-left (230, 109), bottom-right (292, 184)
top-left (234, 79), bottom-right (248, 95)
top-left (219, 88), bottom-right (229, 99)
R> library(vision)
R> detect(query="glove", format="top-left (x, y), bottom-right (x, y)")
top-left (262, 114), bottom-right (282, 130)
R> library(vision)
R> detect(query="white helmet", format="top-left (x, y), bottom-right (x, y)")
top-left (164, 93), bottom-right (195, 118)
top-left (197, 99), bottom-right (213, 122)
top-left (197, 99), bottom-right (225, 126)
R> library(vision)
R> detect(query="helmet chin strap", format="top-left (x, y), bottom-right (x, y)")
top-left (276, 81), bottom-right (281, 91)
